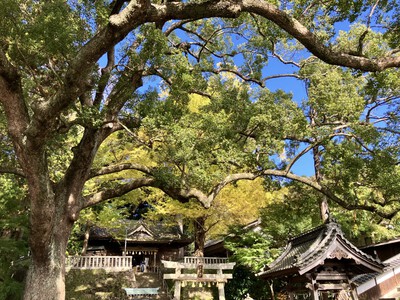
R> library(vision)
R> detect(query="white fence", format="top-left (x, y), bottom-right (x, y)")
top-left (66, 256), bottom-right (132, 271)
top-left (183, 257), bottom-right (228, 265)
top-left (66, 255), bottom-right (228, 272)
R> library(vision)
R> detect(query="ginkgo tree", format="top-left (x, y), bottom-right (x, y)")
top-left (0, 1), bottom-right (399, 299)
top-left (143, 178), bottom-right (270, 256)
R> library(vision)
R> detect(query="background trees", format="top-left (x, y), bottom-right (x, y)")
top-left (0, 1), bottom-right (399, 299)
top-left (0, 175), bottom-right (28, 300)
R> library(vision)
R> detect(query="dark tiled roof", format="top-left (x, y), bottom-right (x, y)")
top-left (384, 252), bottom-right (400, 269)
top-left (204, 219), bottom-right (262, 254)
top-left (90, 219), bottom-right (191, 244)
top-left (361, 237), bottom-right (400, 249)
top-left (258, 220), bottom-right (385, 279)
top-left (352, 272), bottom-right (377, 285)
top-left (353, 253), bottom-right (400, 289)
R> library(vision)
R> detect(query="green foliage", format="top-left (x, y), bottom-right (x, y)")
top-left (260, 184), bottom-right (400, 247)
top-left (301, 63), bottom-right (365, 123)
top-left (0, 175), bottom-right (29, 300)
top-left (225, 227), bottom-right (273, 272)
top-left (140, 93), bottom-right (247, 191)
top-left (0, 0), bottom-right (89, 62)
top-left (257, 186), bottom-right (321, 248)
top-left (225, 265), bottom-right (273, 300)
top-left (0, 238), bottom-right (28, 300)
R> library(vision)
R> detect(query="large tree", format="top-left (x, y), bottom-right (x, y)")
top-left (0, 1), bottom-right (399, 299)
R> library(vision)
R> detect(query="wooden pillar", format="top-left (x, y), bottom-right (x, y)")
top-left (311, 289), bottom-right (319, 300)
top-left (173, 267), bottom-right (182, 300)
top-left (349, 284), bottom-right (359, 300)
top-left (153, 251), bottom-right (157, 271)
top-left (311, 278), bottom-right (319, 300)
top-left (174, 281), bottom-right (181, 300)
top-left (217, 282), bottom-right (225, 300)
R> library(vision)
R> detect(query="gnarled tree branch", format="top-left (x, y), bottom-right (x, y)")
top-left (0, 166), bottom-right (25, 177)
top-left (88, 163), bottom-right (153, 179)
top-left (83, 177), bottom-right (156, 208)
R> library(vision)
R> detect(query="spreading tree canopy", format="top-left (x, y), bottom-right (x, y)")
top-left (0, 1), bottom-right (399, 299)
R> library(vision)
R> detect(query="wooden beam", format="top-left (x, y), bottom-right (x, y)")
top-left (163, 274), bottom-right (232, 280)
top-left (162, 260), bottom-right (235, 270)
top-left (315, 273), bottom-right (349, 281)
top-left (316, 283), bottom-right (349, 291)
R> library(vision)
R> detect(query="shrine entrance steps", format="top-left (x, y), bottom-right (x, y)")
top-left (129, 271), bottom-right (169, 300)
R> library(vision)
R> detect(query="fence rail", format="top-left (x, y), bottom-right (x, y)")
top-left (66, 255), bottom-right (228, 272)
top-left (66, 256), bottom-right (132, 271)
top-left (183, 257), bottom-right (228, 265)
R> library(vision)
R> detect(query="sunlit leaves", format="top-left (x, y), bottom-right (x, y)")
top-left (0, 175), bottom-right (27, 230)
top-left (208, 178), bottom-right (272, 238)
top-left (301, 63), bottom-right (365, 123)
top-left (250, 89), bottom-right (307, 153)
top-left (335, 24), bottom-right (389, 57)
top-left (2, 0), bottom-right (88, 66)
top-left (225, 228), bottom-right (273, 272)
top-left (260, 184), bottom-right (400, 247)
top-left (260, 186), bottom-right (321, 245)
top-left (145, 178), bottom-right (272, 249)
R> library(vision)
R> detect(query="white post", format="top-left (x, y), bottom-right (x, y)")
top-left (311, 278), bottom-right (319, 300)
top-left (124, 227), bottom-right (127, 256)
top-left (174, 281), bottom-right (181, 300)
top-left (217, 282), bottom-right (225, 300)
top-left (153, 252), bottom-right (157, 272)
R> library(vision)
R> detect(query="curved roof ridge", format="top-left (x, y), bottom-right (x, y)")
top-left (264, 221), bottom-right (332, 272)
top-left (259, 219), bottom-right (385, 279)
top-left (296, 221), bottom-right (341, 273)
top-left (288, 222), bottom-right (327, 242)
top-left (336, 233), bottom-right (383, 265)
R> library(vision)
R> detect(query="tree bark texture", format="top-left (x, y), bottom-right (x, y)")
top-left (24, 202), bottom-right (74, 300)
top-left (81, 222), bottom-right (91, 256)
top-left (194, 216), bottom-right (206, 257)
top-left (194, 216), bottom-right (206, 278)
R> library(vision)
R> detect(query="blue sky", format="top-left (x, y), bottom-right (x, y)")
top-left (263, 58), bottom-right (315, 177)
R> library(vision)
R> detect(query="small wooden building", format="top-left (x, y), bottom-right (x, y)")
top-left (258, 220), bottom-right (385, 299)
top-left (360, 237), bottom-right (400, 262)
top-left (205, 219), bottom-right (262, 258)
top-left (87, 220), bottom-right (192, 272)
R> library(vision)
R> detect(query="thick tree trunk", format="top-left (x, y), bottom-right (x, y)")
top-left (194, 216), bottom-right (206, 257)
top-left (23, 189), bottom-right (75, 300)
top-left (24, 219), bottom-right (73, 300)
top-left (24, 259), bottom-right (66, 300)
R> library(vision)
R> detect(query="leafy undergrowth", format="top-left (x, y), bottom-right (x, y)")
top-left (66, 269), bottom-right (134, 300)
top-left (184, 286), bottom-right (215, 300)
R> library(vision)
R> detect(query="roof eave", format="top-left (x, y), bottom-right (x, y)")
top-left (258, 266), bottom-right (300, 280)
